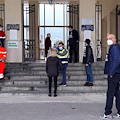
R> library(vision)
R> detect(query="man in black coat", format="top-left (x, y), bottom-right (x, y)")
top-left (68, 25), bottom-right (79, 63)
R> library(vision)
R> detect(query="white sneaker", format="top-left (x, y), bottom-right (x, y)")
top-left (113, 113), bottom-right (120, 118)
top-left (100, 114), bottom-right (112, 119)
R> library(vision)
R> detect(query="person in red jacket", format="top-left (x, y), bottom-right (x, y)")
top-left (0, 25), bottom-right (5, 48)
top-left (0, 42), bottom-right (7, 80)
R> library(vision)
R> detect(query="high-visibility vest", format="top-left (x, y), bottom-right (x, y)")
top-left (58, 49), bottom-right (68, 64)
top-left (0, 46), bottom-right (7, 61)
top-left (0, 46), bottom-right (7, 79)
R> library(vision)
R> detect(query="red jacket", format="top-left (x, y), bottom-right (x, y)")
top-left (0, 31), bottom-right (5, 40)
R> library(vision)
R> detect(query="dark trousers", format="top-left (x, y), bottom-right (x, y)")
top-left (105, 74), bottom-right (120, 115)
top-left (0, 39), bottom-right (4, 48)
top-left (69, 43), bottom-right (77, 63)
top-left (49, 77), bottom-right (57, 94)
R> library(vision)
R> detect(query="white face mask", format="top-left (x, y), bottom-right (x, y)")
top-left (0, 28), bottom-right (2, 31)
top-left (107, 39), bottom-right (113, 46)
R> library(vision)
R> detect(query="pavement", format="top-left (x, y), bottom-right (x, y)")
top-left (0, 93), bottom-right (118, 120)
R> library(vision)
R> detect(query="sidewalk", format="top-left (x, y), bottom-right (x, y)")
top-left (0, 93), bottom-right (117, 120)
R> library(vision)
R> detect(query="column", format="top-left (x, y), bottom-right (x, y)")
top-left (29, 1), bottom-right (39, 60)
top-left (5, 0), bottom-right (22, 62)
top-left (79, 0), bottom-right (97, 62)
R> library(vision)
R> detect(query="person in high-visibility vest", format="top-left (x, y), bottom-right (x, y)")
top-left (57, 42), bottom-right (69, 86)
top-left (0, 42), bottom-right (7, 80)
top-left (0, 25), bottom-right (6, 48)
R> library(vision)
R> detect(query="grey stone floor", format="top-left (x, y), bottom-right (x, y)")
top-left (0, 94), bottom-right (118, 120)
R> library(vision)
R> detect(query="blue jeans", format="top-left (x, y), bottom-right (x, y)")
top-left (85, 64), bottom-right (93, 83)
top-left (61, 64), bottom-right (68, 84)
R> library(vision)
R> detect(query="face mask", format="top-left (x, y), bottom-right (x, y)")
top-left (107, 39), bottom-right (113, 46)
top-left (49, 35), bottom-right (51, 37)
top-left (0, 28), bottom-right (2, 31)
top-left (59, 47), bottom-right (63, 50)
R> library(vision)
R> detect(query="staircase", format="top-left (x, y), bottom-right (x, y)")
top-left (0, 62), bottom-right (107, 95)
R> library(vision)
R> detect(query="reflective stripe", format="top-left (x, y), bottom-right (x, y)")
top-left (58, 56), bottom-right (68, 58)
top-left (3, 55), bottom-right (6, 57)
top-left (0, 52), bottom-right (7, 54)
top-left (0, 74), bottom-right (4, 79)
top-left (62, 61), bottom-right (68, 64)
top-left (0, 36), bottom-right (5, 39)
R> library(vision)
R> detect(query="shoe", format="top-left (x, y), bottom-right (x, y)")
top-left (84, 82), bottom-right (89, 86)
top-left (59, 83), bottom-right (63, 85)
top-left (62, 83), bottom-right (66, 87)
top-left (113, 113), bottom-right (120, 118)
top-left (54, 94), bottom-right (57, 97)
top-left (100, 114), bottom-right (112, 119)
top-left (48, 93), bottom-right (51, 97)
top-left (84, 82), bottom-right (93, 86)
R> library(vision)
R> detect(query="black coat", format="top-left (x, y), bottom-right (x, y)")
top-left (83, 46), bottom-right (94, 64)
top-left (46, 56), bottom-right (61, 77)
top-left (69, 29), bottom-right (79, 45)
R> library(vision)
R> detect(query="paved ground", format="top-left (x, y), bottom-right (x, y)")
top-left (0, 93), bottom-right (118, 120)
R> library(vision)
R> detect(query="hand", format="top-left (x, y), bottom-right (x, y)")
top-left (110, 75), bottom-right (112, 78)
top-left (85, 64), bottom-right (88, 66)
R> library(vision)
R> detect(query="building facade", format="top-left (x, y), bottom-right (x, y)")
top-left (0, 0), bottom-right (120, 63)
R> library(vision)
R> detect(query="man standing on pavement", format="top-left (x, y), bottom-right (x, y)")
top-left (57, 42), bottom-right (68, 86)
top-left (0, 25), bottom-right (5, 48)
top-left (68, 25), bottom-right (79, 63)
top-left (101, 34), bottom-right (120, 119)
top-left (0, 41), bottom-right (7, 81)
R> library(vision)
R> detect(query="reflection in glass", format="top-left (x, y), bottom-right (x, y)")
top-left (55, 4), bottom-right (63, 26)
top-left (45, 4), bottom-right (54, 26)
top-left (39, 27), bottom-right (45, 49)
top-left (45, 27), bottom-right (63, 47)
top-left (39, 4), bottom-right (44, 26)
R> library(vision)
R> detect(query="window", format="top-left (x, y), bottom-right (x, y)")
top-left (39, 3), bottom-right (69, 59)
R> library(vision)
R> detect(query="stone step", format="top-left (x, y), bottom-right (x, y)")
top-left (5, 62), bottom-right (105, 67)
top-left (0, 85), bottom-right (107, 93)
top-left (0, 90), bottom-right (106, 96)
top-left (4, 70), bottom-right (104, 76)
top-left (8, 74), bottom-right (107, 81)
top-left (4, 66), bottom-right (104, 71)
top-left (2, 79), bottom-right (107, 86)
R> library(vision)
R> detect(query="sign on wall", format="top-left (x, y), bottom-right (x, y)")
top-left (8, 41), bottom-right (18, 48)
top-left (7, 24), bottom-right (19, 30)
top-left (81, 18), bottom-right (94, 31)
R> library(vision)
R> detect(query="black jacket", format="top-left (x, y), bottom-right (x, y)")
top-left (69, 29), bottom-right (79, 45)
top-left (46, 56), bottom-right (61, 77)
top-left (83, 46), bottom-right (94, 64)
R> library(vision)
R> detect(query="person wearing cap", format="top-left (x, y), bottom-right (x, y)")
top-left (0, 41), bottom-right (7, 80)
top-left (0, 25), bottom-right (5, 48)
top-left (46, 48), bottom-right (61, 97)
top-left (57, 42), bottom-right (69, 86)
top-left (83, 39), bottom-right (94, 86)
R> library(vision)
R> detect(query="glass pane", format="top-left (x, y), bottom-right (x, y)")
top-left (45, 27), bottom-right (63, 47)
top-left (39, 4), bottom-right (44, 26)
top-left (39, 27), bottom-right (45, 49)
top-left (40, 50), bottom-right (45, 59)
top-left (24, 27), bottom-right (29, 39)
top-left (45, 4), bottom-right (54, 26)
top-left (55, 4), bottom-right (63, 26)
top-left (24, 4), bottom-right (29, 26)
